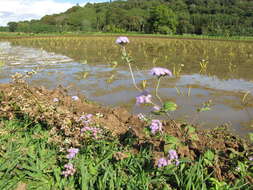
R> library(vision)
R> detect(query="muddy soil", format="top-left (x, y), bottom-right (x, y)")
top-left (0, 82), bottom-right (252, 183)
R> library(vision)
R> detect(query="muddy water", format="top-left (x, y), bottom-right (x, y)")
top-left (0, 36), bottom-right (252, 137)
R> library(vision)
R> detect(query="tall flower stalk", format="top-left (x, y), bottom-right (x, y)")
top-left (155, 76), bottom-right (163, 104)
top-left (116, 37), bottom-right (176, 117)
top-left (151, 67), bottom-right (173, 105)
top-left (116, 37), bottom-right (142, 92)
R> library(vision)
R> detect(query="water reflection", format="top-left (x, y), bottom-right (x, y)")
top-left (0, 39), bottom-right (252, 137)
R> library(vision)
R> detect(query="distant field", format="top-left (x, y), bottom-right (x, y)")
top-left (0, 32), bottom-right (253, 42)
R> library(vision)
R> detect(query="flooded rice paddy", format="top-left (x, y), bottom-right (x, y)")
top-left (0, 36), bottom-right (252, 137)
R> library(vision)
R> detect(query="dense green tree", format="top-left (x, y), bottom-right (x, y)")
top-left (7, 22), bottom-right (18, 32)
top-left (148, 5), bottom-right (178, 34)
top-left (0, 27), bottom-right (8, 32)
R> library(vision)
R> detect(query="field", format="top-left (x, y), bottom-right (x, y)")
top-left (1, 32), bottom-right (253, 41)
top-left (0, 35), bottom-right (252, 189)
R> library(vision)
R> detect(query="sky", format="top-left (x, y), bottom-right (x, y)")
top-left (0, 0), bottom-right (109, 26)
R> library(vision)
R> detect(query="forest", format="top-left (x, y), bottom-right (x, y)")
top-left (3, 0), bottom-right (253, 36)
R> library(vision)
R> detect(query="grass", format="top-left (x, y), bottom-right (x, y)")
top-left (0, 115), bottom-right (252, 190)
top-left (0, 31), bottom-right (253, 42)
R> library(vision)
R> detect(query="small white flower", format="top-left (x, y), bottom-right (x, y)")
top-left (72, 96), bottom-right (79, 101)
top-left (53, 98), bottom-right (59, 102)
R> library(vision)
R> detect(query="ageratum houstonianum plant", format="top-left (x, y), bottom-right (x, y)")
top-left (116, 36), bottom-right (177, 116)
top-left (157, 149), bottom-right (180, 168)
top-left (150, 67), bottom-right (173, 105)
top-left (150, 119), bottom-right (163, 134)
top-left (116, 36), bottom-right (142, 92)
top-left (62, 163), bottom-right (76, 177)
top-left (116, 36), bottom-right (180, 167)
top-left (66, 148), bottom-right (79, 159)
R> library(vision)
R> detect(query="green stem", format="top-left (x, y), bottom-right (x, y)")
top-left (155, 77), bottom-right (172, 120)
top-left (128, 62), bottom-right (142, 92)
top-left (121, 46), bottom-right (142, 92)
top-left (155, 77), bottom-right (163, 104)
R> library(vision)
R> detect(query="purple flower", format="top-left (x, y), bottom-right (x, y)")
top-left (72, 96), bottom-right (79, 101)
top-left (175, 160), bottom-right (180, 166)
top-left (81, 126), bottom-right (101, 138)
top-left (168, 149), bottom-right (180, 166)
top-left (168, 149), bottom-right (178, 160)
top-left (157, 150), bottom-right (180, 168)
top-left (150, 67), bottom-right (172, 77)
top-left (66, 148), bottom-right (79, 159)
top-left (136, 91), bottom-right (152, 105)
top-left (136, 94), bottom-right (152, 105)
top-left (81, 126), bottom-right (92, 132)
top-left (53, 98), bottom-right (59, 102)
top-left (79, 114), bottom-right (93, 124)
top-left (249, 156), bottom-right (253, 161)
top-left (158, 158), bottom-right (168, 168)
top-left (152, 105), bottom-right (161, 111)
top-left (115, 36), bottom-right (129, 45)
top-left (85, 114), bottom-right (93, 119)
top-left (62, 163), bottom-right (76, 177)
top-left (150, 120), bottom-right (162, 134)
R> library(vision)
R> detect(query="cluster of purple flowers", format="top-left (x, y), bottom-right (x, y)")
top-left (62, 163), bottom-right (76, 177)
top-left (79, 114), bottom-right (101, 138)
top-left (66, 148), bottom-right (79, 159)
top-left (157, 149), bottom-right (180, 168)
top-left (157, 158), bottom-right (168, 168)
top-left (79, 114), bottom-right (93, 124)
top-left (136, 91), bottom-right (152, 105)
top-left (63, 148), bottom-right (79, 177)
top-left (150, 119), bottom-right (162, 134)
top-left (115, 36), bottom-right (129, 45)
top-left (150, 67), bottom-right (172, 77)
top-left (81, 126), bottom-right (101, 138)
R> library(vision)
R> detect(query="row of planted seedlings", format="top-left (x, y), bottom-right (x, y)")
top-left (8, 36), bottom-right (253, 81)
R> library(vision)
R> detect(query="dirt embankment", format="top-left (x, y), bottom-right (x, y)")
top-left (0, 82), bottom-right (252, 182)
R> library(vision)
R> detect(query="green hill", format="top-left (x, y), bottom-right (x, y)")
top-left (5, 0), bottom-right (253, 36)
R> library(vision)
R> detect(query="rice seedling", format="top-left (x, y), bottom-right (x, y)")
top-left (199, 59), bottom-right (208, 73)
top-left (172, 63), bottom-right (182, 77)
top-left (106, 74), bottom-right (115, 84)
top-left (242, 91), bottom-right (250, 104)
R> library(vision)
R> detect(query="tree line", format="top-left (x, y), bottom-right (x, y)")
top-left (3, 0), bottom-right (253, 36)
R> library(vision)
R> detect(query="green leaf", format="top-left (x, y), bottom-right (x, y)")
top-left (151, 110), bottom-right (162, 115)
top-left (162, 101), bottom-right (177, 112)
top-left (89, 164), bottom-right (97, 175)
top-left (204, 150), bottom-right (215, 161)
top-left (249, 133), bottom-right (253, 142)
top-left (164, 135), bottom-right (180, 145)
top-left (197, 107), bottom-right (211, 112)
top-left (185, 125), bottom-right (196, 134)
top-left (190, 134), bottom-right (199, 141)
top-left (163, 135), bottom-right (180, 152)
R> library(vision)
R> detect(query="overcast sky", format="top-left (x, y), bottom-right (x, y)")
top-left (0, 0), bottom-right (109, 26)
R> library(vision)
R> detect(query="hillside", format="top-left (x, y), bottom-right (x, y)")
top-left (5, 0), bottom-right (253, 36)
